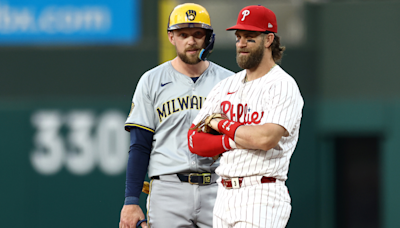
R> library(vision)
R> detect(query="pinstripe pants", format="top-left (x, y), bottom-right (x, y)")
top-left (213, 178), bottom-right (291, 228)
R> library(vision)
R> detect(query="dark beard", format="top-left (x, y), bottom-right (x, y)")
top-left (177, 50), bottom-right (201, 65)
top-left (236, 40), bottom-right (264, 70)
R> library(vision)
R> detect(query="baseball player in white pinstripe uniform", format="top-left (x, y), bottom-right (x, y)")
top-left (188, 5), bottom-right (303, 228)
top-left (119, 3), bottom-right (234, 228)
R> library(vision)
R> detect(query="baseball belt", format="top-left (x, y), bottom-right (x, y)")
top-left (152, 173), bottom-right (217, 185)
top-left (221, 176), bottom-right (276, 189)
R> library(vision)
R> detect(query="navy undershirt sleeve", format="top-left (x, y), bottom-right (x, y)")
top-left (124, 127), bottom-right (153, 205)
top-left (124, 77), bottom-right (197, 205)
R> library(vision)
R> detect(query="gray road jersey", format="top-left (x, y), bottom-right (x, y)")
top-left (125, 61), bottom-right (233, 177)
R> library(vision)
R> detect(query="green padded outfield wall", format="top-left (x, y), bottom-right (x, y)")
top-left (307, 2), bottom-right (400, 228)
top-left (0, 0), bottom-right (159, 227)
top-left (1, 1), bottom-right (400, 228)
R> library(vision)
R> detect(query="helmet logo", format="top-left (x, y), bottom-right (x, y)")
top-left (186, 10), bottom-right (197, 21)
top-left (241, 10), bottom-right (250, 21)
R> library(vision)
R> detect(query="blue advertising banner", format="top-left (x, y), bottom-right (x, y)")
top-left (0, 0), bottom-right (141, 45)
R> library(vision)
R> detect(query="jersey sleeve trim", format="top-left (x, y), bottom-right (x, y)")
top-left (125, 123), bottom-right (155, 133)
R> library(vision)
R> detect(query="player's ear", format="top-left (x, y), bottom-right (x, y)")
top-left (264, 33), bottom-right (274, 49)
top-left (168, 31), bottom-right (175, 45)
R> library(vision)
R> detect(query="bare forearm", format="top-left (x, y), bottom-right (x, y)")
top-left (234, 125), bottom-right (279, 151)
top-left (210, 119), bottom-right (286, 151)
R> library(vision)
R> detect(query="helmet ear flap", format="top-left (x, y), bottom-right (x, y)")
top-left (199, 33), bottom-right (215, 61)
top-left (204, 30), bottom-right (212, 46)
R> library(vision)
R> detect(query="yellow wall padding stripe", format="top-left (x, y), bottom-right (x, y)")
top-left (125, 124), bottom-right (155, 133)
top-left (159, 0), bottom-right (178, 64)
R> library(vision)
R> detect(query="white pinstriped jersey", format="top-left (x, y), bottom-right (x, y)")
top-left (193, 65), bottom-right (303, 181)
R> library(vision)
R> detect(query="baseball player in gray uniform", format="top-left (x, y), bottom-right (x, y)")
top-left (119, 3), bottom-right (234, 228)
top-left (188, 5), bottom-right (304, 228)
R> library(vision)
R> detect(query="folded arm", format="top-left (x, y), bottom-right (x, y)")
top-left (187, 124), bottom-right (234, 157)
top-left (210, 119), bottom-right (287, 151)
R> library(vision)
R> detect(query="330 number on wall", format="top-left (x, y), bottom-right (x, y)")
top-left (30, 110), bottom-right (129, 176)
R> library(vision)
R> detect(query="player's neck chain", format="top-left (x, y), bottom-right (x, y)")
top-left (244, 64), bottom-right (277, 83)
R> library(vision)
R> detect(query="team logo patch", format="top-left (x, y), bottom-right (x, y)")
top-left (186, 10), bottom-right (196, 21)
top-left (128, 102), bottom-right (135, 117)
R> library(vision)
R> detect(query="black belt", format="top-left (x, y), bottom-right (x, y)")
top-left (152, 173), bottom-right (215, 185)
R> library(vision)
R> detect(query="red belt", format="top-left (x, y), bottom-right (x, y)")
top-left (221, 176), bottom-right (276, 189)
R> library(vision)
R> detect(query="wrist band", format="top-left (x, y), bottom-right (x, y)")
top-left (218, 120), bottom-right (243, 140)
top-left (136, 219), bottom-right (147, 228)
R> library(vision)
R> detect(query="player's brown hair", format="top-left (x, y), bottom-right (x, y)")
top-left (270, 34), bottom-right (285, 63)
